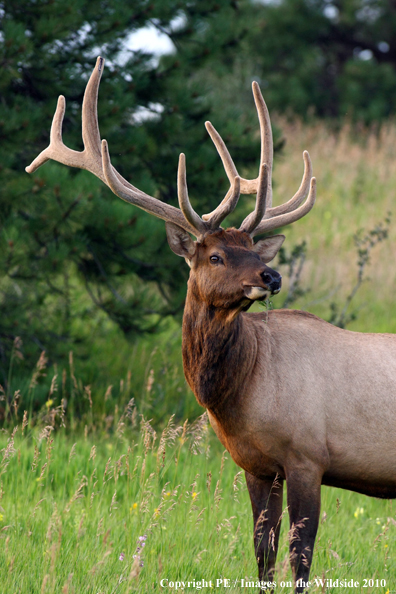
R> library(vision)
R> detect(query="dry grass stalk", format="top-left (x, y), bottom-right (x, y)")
top-left (206, 471), bottom-right (212, 494)
top-left (68, 443), bottom-right (77, 463)
top-left (40, 573), bottom-right (49, 593)
top-left (30, 351), bottom-right (48, 390)
top-left (84, 385), bottom-right (93, 409)
top-left (68, 352), bottom-right (78, 391)
top-left (189, 412), bottom-right (209, 455)
top-left (46, 502), bottom-right (61, 542)
top-left (38, 425), bottom-right (53, 444)
top-left (61, 573), bottom-right (74, 594)
top-left (88, 445), bottom-right (96, 462)
top-left (104, 385), bottom-right (112, 402)
top-left (32, 497), bottom-right (46, 518)
top-left (214, 480), bottom-right (222, 510)
top-left (12, 390), bottom-right (20, 417)
top-left (89, 550), bottom-right (111, 575)
top-left (0, 430), bottom-right (17, 477)
top-left (109, 490), bottom-right (117, 514)
top-left (64, 476), bottom-right (88, 513)
top-left (102, 457), bottom-right (112, 485)
top-left (31, 445), bottom-right (40, 472)
top-left (22, 410), bottom-right (28, 435)
top-left (49, 374), bottom-right (58, 397)
top-left (232, 470), bottom-right (243, 502)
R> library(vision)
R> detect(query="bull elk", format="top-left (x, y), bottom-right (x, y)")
top-left (26, 57), bottom-right (396, 593)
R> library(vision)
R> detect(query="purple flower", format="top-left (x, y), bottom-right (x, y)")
top-left (119, 553), bottom-right (125, 561)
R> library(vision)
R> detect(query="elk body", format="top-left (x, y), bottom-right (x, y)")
top-left (26, 57), bottom-right (396, 593)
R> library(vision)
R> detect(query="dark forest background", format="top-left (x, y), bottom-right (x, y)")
top-left (2, 0), bottom-right (396, 411)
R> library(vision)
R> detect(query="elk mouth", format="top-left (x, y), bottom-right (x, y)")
top-left (243, 285), bottom-right (281, 301)
top-left (244, 286), bottom-right (269, 300)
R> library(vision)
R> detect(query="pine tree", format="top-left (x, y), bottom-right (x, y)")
top-left (242, 0), bottom-right (396, 121)
top-left (0, 0), bottom-right (259, 385)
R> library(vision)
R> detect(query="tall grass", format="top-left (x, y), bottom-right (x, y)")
top-left (266, 118), bottom-right (396, 333)
top-left (1, 415), bottom-right (396, 593)
top-left (1, 359), bottom-right (396, 593)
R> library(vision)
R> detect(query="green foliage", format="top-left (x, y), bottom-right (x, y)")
top-left (328, 213), bottom-right (391, 328)
top-left (240, 0), bottom-right (396, 121)
top-left (271, 215), bottom-right (392, 328)
top-left (0, 0), bottom-right (265, 385)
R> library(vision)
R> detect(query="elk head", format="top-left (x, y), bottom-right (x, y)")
top-left (25, 57), bottom-right (316, 310)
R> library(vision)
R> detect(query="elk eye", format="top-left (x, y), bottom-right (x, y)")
top-left (210, 254), bottom-right (222, 264)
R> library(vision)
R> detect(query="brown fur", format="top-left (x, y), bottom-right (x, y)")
top-left (180, 228), bottom-right (396, 593)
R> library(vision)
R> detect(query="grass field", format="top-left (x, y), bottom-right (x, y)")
top-left (2, 118), bottom-right (396, 592)
top-left (0, 397), bottom-right (395, 594)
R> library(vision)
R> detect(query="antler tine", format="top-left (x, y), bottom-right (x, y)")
top-left (250, 177), bottom-right (316, 238)
top-left (26, 57), bottom-right (203, 238)
top-left (239, 163), bottom-right (269, 234)
top-left (252, 81), bottom-right (273, 208)
top-left (177, 154), bottom-right (208, 234)
top-left (201, 81), bottom-right (272, 228)
top-left (26, 57), bottom-right (105, 181)
top-left (264, 150), bottom-right (312, 219)
top-left (203, 82), bottom-right (316, 236)
top-left (81, 56), bottom-right (103, 164)
top-left (204, 121), bottom-right (259, 194)
top-left (205, 176), bottom-right (241, 229)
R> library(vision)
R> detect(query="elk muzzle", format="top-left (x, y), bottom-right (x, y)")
top-left (244, 268), bottom-right (282, 300)
top-left (261, 269), bottom-right (282, 294)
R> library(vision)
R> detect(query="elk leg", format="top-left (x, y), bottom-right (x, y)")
top-left (286, 468), bottom-right (321, 594)
top-left (245, 472), bottom-right (284, 583)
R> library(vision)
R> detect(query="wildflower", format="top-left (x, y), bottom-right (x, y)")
top-left (119, 553), bottom-right (125, 561)
top-left (354, 507), bottom-right (364, 518)
top-left (192, 492), bottom-right (198, 500)
top-left (376, 518), bottom-right (381, 525)
top-left (0, 513), bottom-right (3, 522)
top-left (164, 491), bottom-right (171, 498)
top-left (45, 399), bottom-right (53, 409)
top-left (154, 508), bottom-right (160, 517)
top-left (132, 534), bottom-right (147, 568)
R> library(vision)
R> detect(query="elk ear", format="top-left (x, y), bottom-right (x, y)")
top-left (165, 222), bottom-right (196, 261)
top-left (252, 234), bottom-right (285, 263)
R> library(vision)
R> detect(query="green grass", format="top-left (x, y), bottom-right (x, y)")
top-left (1, 404), bottom-right (395, 593)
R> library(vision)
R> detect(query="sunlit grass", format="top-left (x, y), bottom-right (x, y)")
top-left (251, 117), bottom-right (396, 334)
top-left (0, 390), bottom-right (396, 593)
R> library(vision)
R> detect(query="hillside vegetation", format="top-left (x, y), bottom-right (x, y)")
top-left (264, 117), bottom-right (396, 333)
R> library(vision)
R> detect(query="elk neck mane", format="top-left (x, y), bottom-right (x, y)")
top-left (182, 298), bottom-right (260, 410)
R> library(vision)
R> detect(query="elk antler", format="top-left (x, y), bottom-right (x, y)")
top-left (203, 81), bottom-right (316, 237)
top-left (26, 58), bottom-right (312, 240)
top-left (26, 57), bottom-right (238, 239)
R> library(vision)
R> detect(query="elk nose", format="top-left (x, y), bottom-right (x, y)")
top-left (261, 270), bottom-right (282, 295)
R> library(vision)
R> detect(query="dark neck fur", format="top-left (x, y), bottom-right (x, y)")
top-left (182, 281), bottom-right (258, 410)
